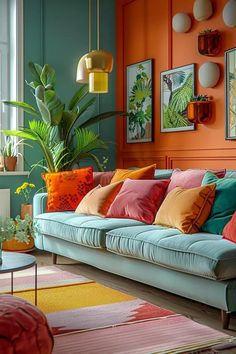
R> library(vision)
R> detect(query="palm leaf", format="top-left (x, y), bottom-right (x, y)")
top-left (169, 74), bottom-right (193, 113)
top-left (79, 111), bottom-right (126, 129)
top-left (2, 129), bottom-right (38, 141)
top-left (2, 101), bottom-right (39, 117)
top-left (68, 84), bottom-right (89, 111)
top-left (44, 90), bottom-right (64, 125)
top-left (28, 62), bottom-right (42, 82)
top-left (40, 64), bottom-right (56, 89)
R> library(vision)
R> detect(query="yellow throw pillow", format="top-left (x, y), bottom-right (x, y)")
top-left (111, 164), bottom-right (156, 183)
top-left (75, 181), bottom-right (123, 217)
top-left (154, 184), bottom-right (216, 234)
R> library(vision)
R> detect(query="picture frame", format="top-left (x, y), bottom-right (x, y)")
top-left (160, 64), bottom-right (195, 132)
top-left (126, 59), bottom-right (153, 143)
top-left (225, 47), bottom-right (236, 140)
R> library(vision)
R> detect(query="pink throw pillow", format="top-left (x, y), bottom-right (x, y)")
top-left (166, 168), bottom-right (226, 194)
top-left (106, 178), bottom-right (170, 224)
top-left (223, 212), bottom-right (236, 243)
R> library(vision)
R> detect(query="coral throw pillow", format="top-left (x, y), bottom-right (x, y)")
top-left (106, 179), bottom-right (170, 224)
top-left (202, 172), bottom-right (236, 234)
top-left (93, 171), bottom-right (115, 187)
top-left (166, 168), bottom-right (226, 194)
top-left (223, 212), bottom-right (236, 243)
top-left (43, 167), bottom-right (93, 212)
top-left (154, 184), bottom-right (216, 234)
top-left (75, 181), bottom-right (123, 217)
top-left (110, 164), bottom-right (156, 183)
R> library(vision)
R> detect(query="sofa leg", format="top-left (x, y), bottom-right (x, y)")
top-left (221, 310), bottom-right (231, 329)
top-left (52, 253), bottom-right (57, 265)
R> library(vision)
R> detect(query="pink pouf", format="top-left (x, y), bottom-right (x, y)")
top-left (0, 294), bottom-right (54, 354)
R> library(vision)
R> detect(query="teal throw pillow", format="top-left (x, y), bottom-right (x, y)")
top-left (201, 172), bottom-right (236, 234)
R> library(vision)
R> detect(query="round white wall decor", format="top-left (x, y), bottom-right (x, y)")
top-left (193, 0), bottom-right (213, 21)
top-left (172, 13), bottom-right (191, 33)
top-left (198, 62), bottom-right (220, 88)
top-left (223, 0), bottom-right (236, 27)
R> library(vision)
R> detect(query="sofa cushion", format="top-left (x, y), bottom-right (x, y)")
top-left (106, 179), bottom-right (169, 224)
top-left (154, 184), bottom-right (216, 233)
top-left (106, 225), bottom-right (236, 280)
top-left (201, 172), bottom-right (236, 234)
top-left (111, 164), bottom-right (156, 183)
top-left (34, 212), bottom-right (144, 249)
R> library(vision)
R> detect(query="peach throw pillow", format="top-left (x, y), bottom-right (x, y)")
top-left (111, 164), bottom-right (156, 183)
top-left (154, 184), bottom-right (216, 234)
top-left (76, 181), bottom-right (123, 217)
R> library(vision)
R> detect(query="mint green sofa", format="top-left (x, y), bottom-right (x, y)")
top-left (33, 170), bottom-right (236, 329)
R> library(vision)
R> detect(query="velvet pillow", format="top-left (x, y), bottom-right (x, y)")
top-left (93, 171), bottom-right (115, 187)
top-left (110, 164), bottom-right (156, 183)
top-left (75, 181), bottom-right (123, 217)
top-left (166, 168), bottom-right (226, 194)
top-left (223, 212), bottom-right (236, 243)
top-left (106, 178), bottom-right (169, 224)
top-left (154, 184), bottom-right (216, 234)
top-left (201, 172), bottom-right (236, 234)
top-left (42, 167), bottom-right (93, 212)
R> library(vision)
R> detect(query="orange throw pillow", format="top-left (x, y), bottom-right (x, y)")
top-left (75, 181), bottom-right (123, 217)
top-left (154, 184), bottom-right (216, 234)
top-left (111, 164), bottom-right (156, 183)
top-left (42, 167), bottom-right (93, 212)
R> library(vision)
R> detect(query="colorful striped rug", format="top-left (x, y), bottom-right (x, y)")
top-left (0, 265), bottom-right (233, 353)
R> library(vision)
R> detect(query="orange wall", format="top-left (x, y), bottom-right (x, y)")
top-left (116, 0), bottom-right (236, 169)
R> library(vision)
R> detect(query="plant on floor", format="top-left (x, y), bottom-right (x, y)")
top-left (0, 214), bottom-right (34, 264)
top-left (1, 62), bottom-right (125, 172)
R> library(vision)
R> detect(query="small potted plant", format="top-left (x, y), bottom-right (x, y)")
top-left (15, 182), bottom-right (36, 219)
top-left (0, 215), bottom-right (34, 263)
top-left (187, 95), bottom-right (211, 123)
top-left (198, 29), bottom-right (221, 56)
top-left (1, 137), bottom-right (28, 171)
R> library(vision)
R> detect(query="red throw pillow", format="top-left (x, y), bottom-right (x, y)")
top-left (166, 168), bottom-right (226, 194)
top-left (223, 212), bottom-right (236, 243)
top-left (42, 167), bottom-right (93, 212)
top-left (106, 179), bottom-right (170, 224)
top-left (93, 171), bottom-right (115, 187)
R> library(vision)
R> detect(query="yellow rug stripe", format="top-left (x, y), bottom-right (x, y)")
top-left (15, 283), bottom-right (135, 314)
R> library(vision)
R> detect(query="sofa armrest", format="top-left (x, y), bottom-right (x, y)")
top-left (33, 193), bottom-right (48, 217)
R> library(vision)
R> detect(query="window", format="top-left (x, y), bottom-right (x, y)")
top-left (0, 0), bottom-right (23, 169)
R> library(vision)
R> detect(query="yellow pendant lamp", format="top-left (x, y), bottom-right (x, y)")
top-left (76, 0), bottom-right (113, 93)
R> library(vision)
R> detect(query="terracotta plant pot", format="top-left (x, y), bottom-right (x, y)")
top-left (3, 237), bottom-right (34, 252)
top-left (4, 156), bottom-right (17, 171)
top-left (198, 31), bottom-right (221, 56)
top-left (21, 203), bottom-right (33, 219)
top-left (187, 101), bottom-right (211, 124)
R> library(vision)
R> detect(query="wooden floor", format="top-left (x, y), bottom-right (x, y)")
top-left (33, 249), bottom-right (236, 352)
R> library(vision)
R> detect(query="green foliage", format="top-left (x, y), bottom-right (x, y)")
top-left (128, 64), bottom-right (152, 140)
top-left (1, 136), bottom-right (30, 157)
top-left (190, 94), bottom-right (209, 102)
top-left (0, 215), bottom-right (34, 244)
top-left (1, 62), bottom-right (125, 172)
top-left (163, 105), bottom-right (191, 129)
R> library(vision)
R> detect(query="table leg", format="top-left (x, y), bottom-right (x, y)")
top-left (35, 263), bottom-right (37, 306)
top-left (11, 272), bottom-right (13, 295)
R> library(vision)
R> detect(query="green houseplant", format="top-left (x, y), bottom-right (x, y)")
top-left (2, 62), bottom-right (125, 172)
top-left (1, 136), bottom-right (27, 171)
top-left (0, 215), bottom-right (34, 264)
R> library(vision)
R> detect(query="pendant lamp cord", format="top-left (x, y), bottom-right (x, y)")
top-left (89, 0), bottom-right (91, 52)
top-left (97, 0), bottom-right (100, 50)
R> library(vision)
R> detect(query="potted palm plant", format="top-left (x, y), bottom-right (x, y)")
top-left (1, 62), bottom-right (125, 173)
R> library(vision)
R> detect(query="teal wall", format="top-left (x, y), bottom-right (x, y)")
top-left (4, 0), bottom-right (116, 217)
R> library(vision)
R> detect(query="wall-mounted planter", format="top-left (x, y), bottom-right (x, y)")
top-left (187, 101), bottom-right (211, 124)
top-left (198, 30), bottom-right (221, 56)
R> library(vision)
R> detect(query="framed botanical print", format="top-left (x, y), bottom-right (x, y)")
top-left (160, 64), bottom-right (195, 132)
top-left (126, 59), bottom-right (153, 143)
top-left (225, 47), bottom-right (236, 140)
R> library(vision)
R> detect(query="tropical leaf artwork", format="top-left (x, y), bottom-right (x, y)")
top-left (225, 48), bottom-right (236, 140)
top-left (126, 60), bottom-right (153, 143)
top-left (161, 64), bottom-right (195, 132)
top-left (228, 69), bottom-right (236, 137)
